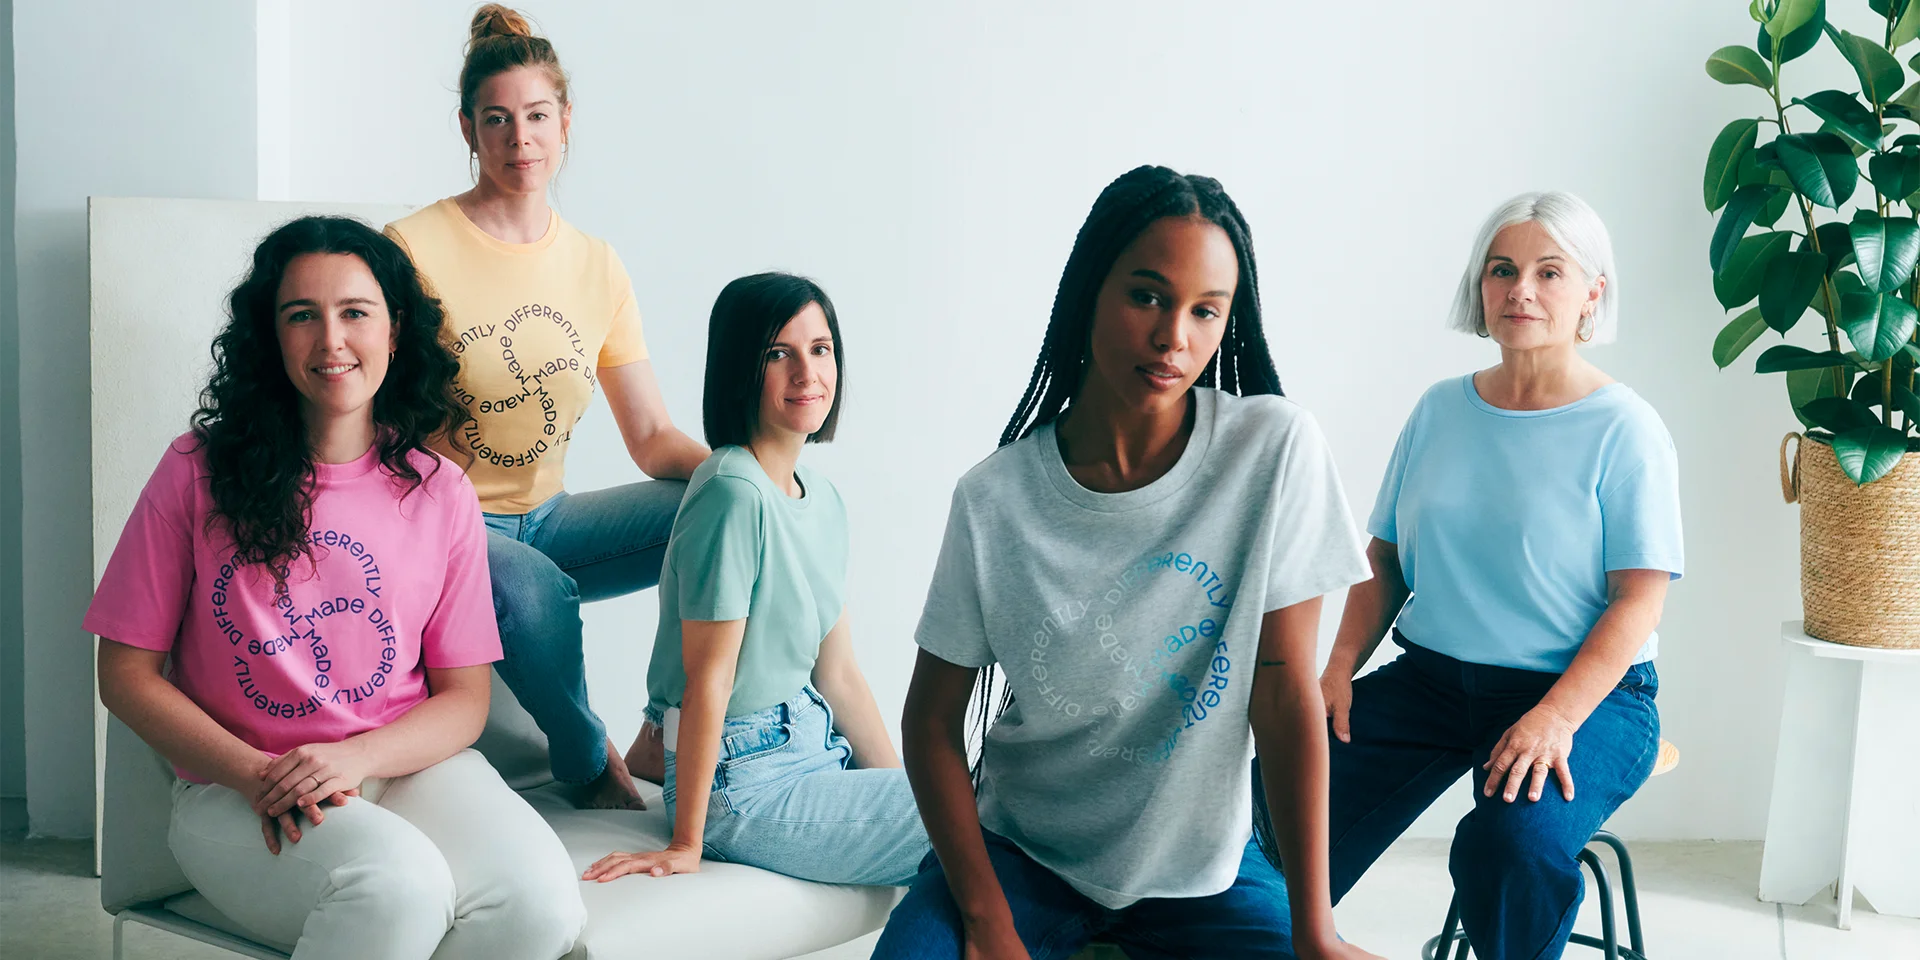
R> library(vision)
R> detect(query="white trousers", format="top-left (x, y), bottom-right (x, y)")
top-left (168, 748), bottom-right (586, 960)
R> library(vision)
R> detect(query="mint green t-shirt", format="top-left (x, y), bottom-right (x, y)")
top-left (646, 445), bottom-right (848, 717)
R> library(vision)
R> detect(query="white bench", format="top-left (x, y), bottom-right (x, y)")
top-left (100, 673), bottom-right (899, 960)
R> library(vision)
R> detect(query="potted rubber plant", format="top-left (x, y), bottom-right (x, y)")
top-left (1706, 0), bottom-right (1920, 647)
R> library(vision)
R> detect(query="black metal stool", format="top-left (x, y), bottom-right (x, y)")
top-left (1420, 739), bottom-right (1678, 960)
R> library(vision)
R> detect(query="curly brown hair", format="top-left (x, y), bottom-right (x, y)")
top-left (191, 216), bottom-right (469, 592)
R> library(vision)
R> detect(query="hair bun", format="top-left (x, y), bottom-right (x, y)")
top-left (469, 4), bottom-right (536, 46)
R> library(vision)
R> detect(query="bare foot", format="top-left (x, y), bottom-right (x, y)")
top-left (625, 720), bottom-right (666, 785)
top-left (573, 737), bottom-right (646, 810)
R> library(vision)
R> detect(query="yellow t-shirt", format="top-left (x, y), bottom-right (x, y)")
top-left (385, 199), bottom-right (650, 514)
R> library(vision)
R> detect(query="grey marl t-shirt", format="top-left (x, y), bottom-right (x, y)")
top-left (916, 388), bottom-right (1369, 907)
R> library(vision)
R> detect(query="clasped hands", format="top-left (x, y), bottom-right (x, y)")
top-left (247, 740), bottom-right (371, 854)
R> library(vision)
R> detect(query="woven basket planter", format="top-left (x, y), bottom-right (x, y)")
top-left (1782, 432), bottom-right (1920, 649)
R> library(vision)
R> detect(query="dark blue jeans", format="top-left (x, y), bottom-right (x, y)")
top-left (872, 830), bottom-right (1297, 959)
top-left (483, 481), bottom-right (686, 784)
top-left (1327, 634), bottom-right (1659, 960)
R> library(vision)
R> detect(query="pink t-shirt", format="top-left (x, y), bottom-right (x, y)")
top-left (83, 434), bottom-right (502, 782)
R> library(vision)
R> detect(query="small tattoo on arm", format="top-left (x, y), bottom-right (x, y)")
top-left (1257, 659), bottom-right (1288, 668)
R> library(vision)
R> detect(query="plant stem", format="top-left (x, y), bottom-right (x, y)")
top-left (1771, 65), bottom-right (1848, 395)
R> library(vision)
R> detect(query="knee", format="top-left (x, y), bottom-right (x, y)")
top-left (461, 870), bottom-right (587, 956)
top-left (873, 894), bottom-right (963, 960)
top-left (338, 850), bottom-right (458, 933)
top-left (1450, 808), bottom-right (1571, 884)
top-left (487, 543), bottom-right (577, 639)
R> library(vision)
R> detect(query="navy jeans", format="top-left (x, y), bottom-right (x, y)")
top-left (1326, 633), bottom-right (1660, 960)
top-left (873, 830), bottom-right (1298, 959)
top-left (483, 481), bottom-right (686, 784)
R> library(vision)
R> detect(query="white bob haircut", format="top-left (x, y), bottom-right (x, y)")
top-left (1448, 191), bottom-right (1619, 346)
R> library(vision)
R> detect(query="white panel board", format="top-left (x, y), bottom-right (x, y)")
top-left (87, 197), bottom-right (414, 859)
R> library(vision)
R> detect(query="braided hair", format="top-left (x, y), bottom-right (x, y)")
top-left (970, 168), bottom-right (1286, 866)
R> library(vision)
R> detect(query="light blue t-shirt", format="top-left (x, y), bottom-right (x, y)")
top-left (1368, 375), bottom-right (1684, 673)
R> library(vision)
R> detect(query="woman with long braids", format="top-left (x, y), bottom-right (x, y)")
top-left (384, 5), bottom-right (708, 809)
top-left (86, 217), bottom-right (585, 959)
top-left (873, 166), bottom-right (1383, 959)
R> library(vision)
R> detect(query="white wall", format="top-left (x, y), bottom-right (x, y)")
top-left (16, 1), bottom-right (1857, 841)
top-left (280, 0), bottom-right (1824, 841)
top-left (13, 1), bottom-right (258, 837)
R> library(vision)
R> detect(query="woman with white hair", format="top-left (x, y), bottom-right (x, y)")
top-left (1314, 192), bottom-right (1683, 959)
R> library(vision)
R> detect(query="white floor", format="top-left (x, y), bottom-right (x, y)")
top-left (5, 836), bottom-right (1916, 959)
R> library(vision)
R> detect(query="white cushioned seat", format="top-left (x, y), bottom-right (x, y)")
top-left (103, 673), bottom-right (899, 959)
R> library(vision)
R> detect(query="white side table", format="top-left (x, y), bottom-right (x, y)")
top-left (1758, 621), bottom-right (1920, 928)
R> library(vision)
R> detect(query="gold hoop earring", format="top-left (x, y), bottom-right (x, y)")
top-left (1577, 316), bottom-right (1595, 343)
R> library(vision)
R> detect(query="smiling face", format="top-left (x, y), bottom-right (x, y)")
top-left (1480, 220), bottom-right (1604, 350)
top-left (276, 253), bottom-right (395, 429)
top-left (755, 302), bottom-right (839, 441)
top-left (1081, 215), bottom-right (1239, 418)
top-left (460, 65), bottom-right (570, 196)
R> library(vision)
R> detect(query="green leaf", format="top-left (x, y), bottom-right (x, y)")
top-left (1715, 231), bottom-right (1794, 309)
top-left (1849, 372), bottom-right (1920, 424)
top-left (1774, 131), bottom-right (1860, 207)
top-left (1843, 364), bottom-right (1920, 414)
top-left (1768, 0), bottom-right (1821, 41)
top-left (1831, 426), bottom-right (1910, 483)
top-left (1707, 45), bottom-right (1776, 88)
top-left (1761, 1), bottom-right (1825, 62)
top-left (1793, 91), bottom-right (1883, 150)
top-left (1705, 118), bottom-right (1762, 211)
top-left (1789, 366), bottom-right (1853, 427)
top-left (1812, 269), bottom-right (1868, 320)
top-left (1713, 307), bottom-right (1770, 369)
top-left (1833, 30), bottom-right (1906, 104)
top-left (1712, 184), bottom-right (1781, 274)
top-left (1850, 211), bottom-right (1920, 291)
top-left (1840, 291), bottom-right (1920, 360)
top-left (1810, 222), bottom-right (1856, 275)
top-left (1869, 146), bottom-right (1920, 199)
top-left (1801, 396), bottom-right (1882, 433)
top-left (1757, 175), bottom-right (1794, 227)
top-left (1758, 344), bottom-right (1861, 372)
top-left (1899, 2), bottom-right (1920, 48)
top-left (1760, 249), bottom-right (1829, 332)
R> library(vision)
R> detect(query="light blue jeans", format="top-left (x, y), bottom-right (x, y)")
top-left (483, 482), bottom-right (686, 784)
top-left (662, 685), bottom-right (929, 886)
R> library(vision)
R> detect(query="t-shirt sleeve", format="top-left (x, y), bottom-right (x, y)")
top-left (1266, 410), bottom-right (1372, 613)
top-left (598, 247), bottom-right (650, 367)
top-left (670, 477), bottom-right (763, 622)
top-left (1366, 410), bottom-right (1417, 544)
top-left (419, 474), bottom-right (503, 668)
top-left (381, 223), bottom-right (413, 259)
top-left (1600, 422), bottom-right (1685, 579)
top-left (82, 446), bottom-right (199, 651)
top-left (914, 486), bottom-right (996, 669)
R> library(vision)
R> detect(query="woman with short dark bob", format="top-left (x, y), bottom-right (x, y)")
top-left (582, 273), bottom-right (929, 886)
top-left (87, 217), bottom-right (585, 958)
top-left (1320, 192), bottom-right (1682, 960)
top-left (874, 166), bottom-right (1382, 960)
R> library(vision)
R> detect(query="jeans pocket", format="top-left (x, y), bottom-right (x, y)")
top-left (1616, 662), bottom-right (1659, 703)
top-left (719, 722), bottom-right (793, 769)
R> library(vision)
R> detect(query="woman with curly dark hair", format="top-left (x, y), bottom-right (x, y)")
top-left (84, 216), bottom-right (586, 959)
